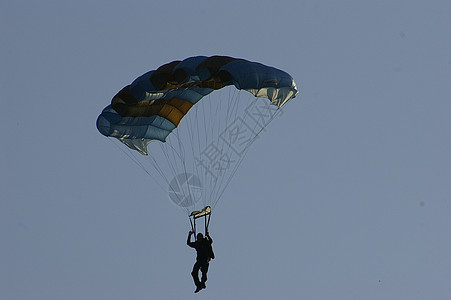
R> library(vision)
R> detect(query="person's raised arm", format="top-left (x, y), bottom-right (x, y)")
top-left (187, 231), bottom-right (195, 247)
top-left (206, 231), bottom-right (213, 243)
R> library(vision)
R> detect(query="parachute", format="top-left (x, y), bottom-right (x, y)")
top-left (97, 56), bottom-right (298, 221)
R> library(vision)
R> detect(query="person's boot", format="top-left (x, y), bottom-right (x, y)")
top-left (194, 284), bottom-right (202, 293)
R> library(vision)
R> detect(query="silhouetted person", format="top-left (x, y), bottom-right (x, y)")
top-left (187, 231), bottom-right (214, 293)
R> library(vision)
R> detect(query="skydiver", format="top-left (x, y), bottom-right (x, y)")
top-left (187, 230), bottom-right (215, 293)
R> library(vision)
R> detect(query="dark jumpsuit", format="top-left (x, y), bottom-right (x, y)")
top-left (187, 232), bottom-right (214, 287)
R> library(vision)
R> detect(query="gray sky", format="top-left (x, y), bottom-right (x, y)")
top-left (1, 0), bottom-right (450, 299)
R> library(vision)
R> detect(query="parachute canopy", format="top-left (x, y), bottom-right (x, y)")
top-left (96, 56), bottom-right (298, 214)
top-left (96, 55), bottom-right (298, 155)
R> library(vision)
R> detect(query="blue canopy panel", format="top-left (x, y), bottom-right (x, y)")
top-left (130, 71), bottom-right (214, 103)
top-left (96, 105), bottom-right (176, 155)
top-left (172, 56), bottom-right (208, 84)
top-left (219, 60), bottom-right (298, 107)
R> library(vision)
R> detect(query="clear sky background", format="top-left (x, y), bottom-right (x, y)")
top-left (1, 1), bottom-right (450, 299)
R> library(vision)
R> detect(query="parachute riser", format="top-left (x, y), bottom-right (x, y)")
top-left (189, 206), bottom-right (211, 240)
top-left (189, 217), bottom-right (196, 236)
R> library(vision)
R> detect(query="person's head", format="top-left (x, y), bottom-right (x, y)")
top-left (197, 233), bottom-right (204, 241)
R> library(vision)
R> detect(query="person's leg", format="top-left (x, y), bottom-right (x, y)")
top-left (200, 262), bottom-right (209, 286)
top-left (191, 261), bottom-right (201, 287)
